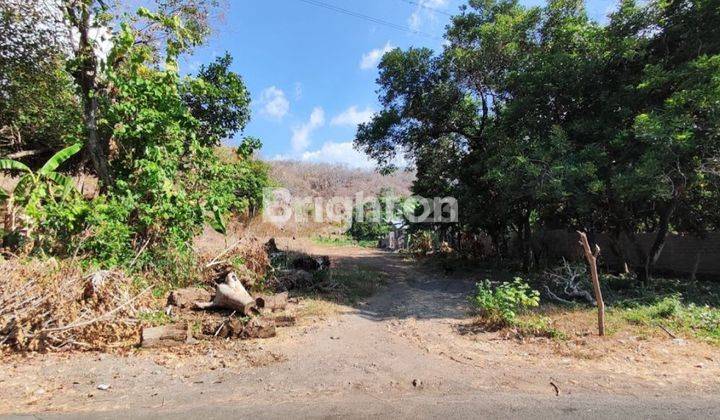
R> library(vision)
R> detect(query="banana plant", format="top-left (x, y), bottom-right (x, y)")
top-left (0, 143), bottom-right (83, 216)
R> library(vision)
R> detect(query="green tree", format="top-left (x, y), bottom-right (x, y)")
top-left (356, 0), bottom-right (720, 279)
top-left (182, 53), bottom-right (252, 146)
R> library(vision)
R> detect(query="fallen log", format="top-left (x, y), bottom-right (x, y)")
top-left (141, 323), bottom-right (196, 348)
top-left (195, 272), bottom-right (258, 316)
top-left (168, 287), bottom-right (212, 309)
top-left (254, 292), bottom-right (289, 312)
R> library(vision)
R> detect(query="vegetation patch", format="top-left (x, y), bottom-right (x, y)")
top-left (466, 277), bottom-right (563, 339)
top-left (612, 295), bottom-right (720, 344)
top-left (312, 235), bottom-right (376, 248)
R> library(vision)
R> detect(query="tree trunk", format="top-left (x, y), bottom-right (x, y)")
top-left (644, 199), bottom-right (678, 282)
top-left (625, 230), bottom-right (648, 283)
top-left (68, 3), bottom-right (111, 187)
top-left (254, 292), bottom-right (289, 313)
top-left (607, 230), bottom-right (630, 274)
top-left (520, 213), bottom-right (533, 271)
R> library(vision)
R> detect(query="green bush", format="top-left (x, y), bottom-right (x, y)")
top-left (471, 278), bottom-right (540, 326)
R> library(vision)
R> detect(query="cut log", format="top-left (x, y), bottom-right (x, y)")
top-left (255, 292), bottom-right (289, 312)
top-left (195, 272), bottom-right (258, 316)
top-left (168, 287), bottom-right (212, 309)
top-left (241, 318), bottom-right (276, 339)
top-left (216, 318), bottom-right (245, 338)
top-left (141, 323), bottom-right (196, 348)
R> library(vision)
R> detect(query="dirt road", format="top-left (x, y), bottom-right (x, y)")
top-left (2, 242), bottom-right (720, 418)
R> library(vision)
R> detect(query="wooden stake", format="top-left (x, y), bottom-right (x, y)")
top-left (578, 231), bottom-right (605, 336)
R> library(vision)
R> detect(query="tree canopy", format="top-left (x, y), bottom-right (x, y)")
top-left (356, 0), bottom-right (720, 278)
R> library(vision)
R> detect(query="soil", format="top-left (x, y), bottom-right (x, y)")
top-left (2, 239), bottom-right (719, 418)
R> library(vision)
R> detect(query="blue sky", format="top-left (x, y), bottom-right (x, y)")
top-left (182, 0), bottom-right (618, 168)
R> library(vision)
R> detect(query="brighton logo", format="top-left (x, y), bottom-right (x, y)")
top-left (262, 188), bottom-right (458, 227)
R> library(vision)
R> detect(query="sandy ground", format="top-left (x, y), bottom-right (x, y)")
top-left (2, 240), bottom-right (720, 418)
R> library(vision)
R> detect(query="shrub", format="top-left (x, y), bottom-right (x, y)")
top-left (622, 295), bottom-right (682, 325)
top-left (471, 278), bottom-right (540, 326)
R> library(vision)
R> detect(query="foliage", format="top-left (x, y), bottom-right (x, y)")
top-left (347, 189), bottom-right (404, 242)
top-left (0, 145), bottom-right (84, 246)
top-left (408, 230), bottom-right (434, 256)
top-left (471, 278), bottom-right (540, 326)
top-left (236, 136), bottom-right (263, 160)
top-left (181, 52), bottom-right (251, 146)
top-left (616, 294), bottom-right (720, 344)
top-left (0, 2), bottom-right (270, 281)
top-left (0, 1), bottom-right (82, 164)
top-left (356, 0), bottom-right (720, 278)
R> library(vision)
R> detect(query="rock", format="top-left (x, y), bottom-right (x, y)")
top-left (168, 288), bottom-right (212, 309)
top-left (227, 319), bottom-right (244, 336)
top-left (672, 338), bottom-right (687, 346)
top-left (97, 384), bottom-right (110, 391)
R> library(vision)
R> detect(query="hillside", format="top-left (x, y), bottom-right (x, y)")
top-left (267, 160), bottom-right (414, 198)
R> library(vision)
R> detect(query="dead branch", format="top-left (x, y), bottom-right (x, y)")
top-left (35, 285), bottom-right (152, 335)
top-left (578, 231), bottom-right (605, 336)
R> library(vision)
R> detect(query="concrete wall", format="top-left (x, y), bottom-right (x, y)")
top-left (534, 230), bottom-right (720, 277)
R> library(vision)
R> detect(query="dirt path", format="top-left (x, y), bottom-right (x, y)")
top-left (2, 242), bottom-right (720, 418)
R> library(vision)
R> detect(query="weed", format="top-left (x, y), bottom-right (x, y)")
top-left (612, 294), bottom-right (720, 344)
top-left (514, 317), bottom-right (567, 340)
top-left (138, 309), bottom-right (171, 326)
top-left (470, 278), bottom-right (540, 327)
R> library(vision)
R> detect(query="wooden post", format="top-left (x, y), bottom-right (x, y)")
top-left (578, 231), bottom-right (605, 336)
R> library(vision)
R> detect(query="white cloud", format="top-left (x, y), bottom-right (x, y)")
top-left (259, 86), bottom-right (290, 120)
top-left (360, 42), bottom-right (394, 70)
top-left (331, 106), bottom-right (375, 126)
top-left (271, 141), bottom-right (408, 170)
top-left (300, 142), bottom-right (374, 169)
top-left (291, 107), bottom-right (325, 152)
top-left (408, 0), bottom-right (449, 31)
